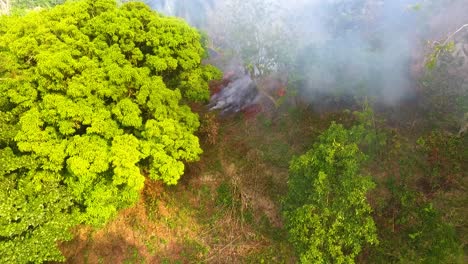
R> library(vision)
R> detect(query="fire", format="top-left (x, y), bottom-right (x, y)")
top-left (277, 87), bottom-right (286, 97)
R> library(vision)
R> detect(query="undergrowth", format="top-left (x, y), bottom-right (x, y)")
top-left (57, 102), bottom-right (466, 263)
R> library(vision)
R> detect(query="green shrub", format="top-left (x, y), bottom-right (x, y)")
top-left (216, 182), bottom-right (234, 207)
top-left (283, 123), bottom-right (378, 263)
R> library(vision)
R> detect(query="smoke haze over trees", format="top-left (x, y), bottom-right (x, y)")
top-left (147, 0), bottom-right (468, 105)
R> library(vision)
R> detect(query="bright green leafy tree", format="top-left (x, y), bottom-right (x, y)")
top-left (0, 0), bottom-right (220, 262)
top-left (283, 123), bottom-right (378, 263)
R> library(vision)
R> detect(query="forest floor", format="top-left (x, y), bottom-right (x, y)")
top-left (58, 103), bottom-right (330, 263)
top-left (57, 98), bottom-right (467, 263)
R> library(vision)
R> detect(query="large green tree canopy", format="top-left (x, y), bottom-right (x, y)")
top-left (0, 0), bottom-right (220, 262)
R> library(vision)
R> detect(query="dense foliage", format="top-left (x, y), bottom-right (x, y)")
top-left (283, 122), bottom-right (378, 263)
top-left (0, 0), bottom-right (220, 262)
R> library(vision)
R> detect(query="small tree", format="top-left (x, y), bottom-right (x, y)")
top-left (283, 123), bottom-right (378, 263)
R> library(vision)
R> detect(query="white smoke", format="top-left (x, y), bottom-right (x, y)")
top-left (208, 73), bottom-right (258, 114)
top-left (145, 0), bottom-right (468, 110)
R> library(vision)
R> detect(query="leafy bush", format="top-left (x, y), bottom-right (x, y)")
top-left (372, 177), bottom-right (463, 264)
top-left (283, 123), bottom-right (378, 263)
top-left (0, 0), bottom-right (220, 262)
top-left (216, 182), bottom-right (234, 208)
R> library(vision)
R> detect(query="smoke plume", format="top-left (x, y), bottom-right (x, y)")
top-left (144, 0), bottom-right (468, 111)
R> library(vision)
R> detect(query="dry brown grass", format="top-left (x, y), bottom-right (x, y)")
top-left (59, 171), bottom-right (293, 263)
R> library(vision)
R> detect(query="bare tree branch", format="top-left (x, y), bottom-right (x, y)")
top-left (443, 24), bottom-right (468, 46)
top-left (432, 24), bottom-right (468, 57)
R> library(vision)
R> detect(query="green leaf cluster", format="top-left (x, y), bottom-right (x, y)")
top-left (426, 41), bottom-right (455, 70)
top-left (0, 148), bottom-right (76, 263)
top-left (283, 123), bottom-right (378, 264)
top-left (0, 0), bottom-right (220, 262)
